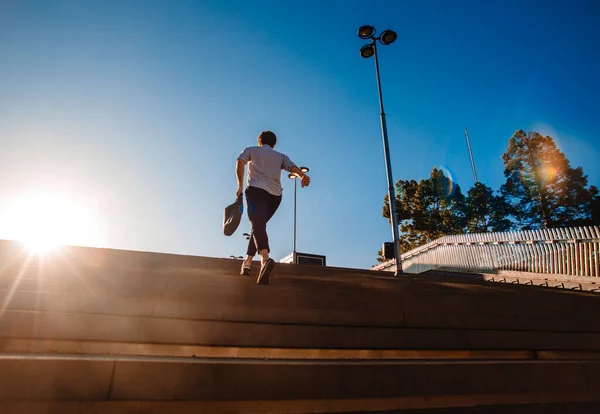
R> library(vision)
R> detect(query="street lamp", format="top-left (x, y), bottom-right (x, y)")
top-left (358, 25), bottom-right (403, 276)
top-left (288, 166), bottom-right (309, 262)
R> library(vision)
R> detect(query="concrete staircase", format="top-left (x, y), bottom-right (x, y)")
top-left (1, 240), bottom-right (599, 413)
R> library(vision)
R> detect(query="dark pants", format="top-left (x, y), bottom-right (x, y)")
top-left (245, 186), bottom-right (282, 256)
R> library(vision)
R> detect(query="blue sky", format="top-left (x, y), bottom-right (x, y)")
top-left (0, 0), bottom-right (598, 269)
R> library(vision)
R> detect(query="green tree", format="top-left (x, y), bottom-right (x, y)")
top-left (554, 167), bottom-right (594, 226)
top-left (375, 248), bottom-right (386, 263)
top-left (378, 129), bottom-right (598, 262)
top-left (500, 130), bottom-right (595, 228)
top-left (382, 167), bottom-right (467, 253)
top-left (465, 182), bottom-right (513, 233)
top-left (590, 185), bottom-right (600, 225)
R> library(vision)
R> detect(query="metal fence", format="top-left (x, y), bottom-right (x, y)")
top-left (373, 226), bottom-right (600, 277)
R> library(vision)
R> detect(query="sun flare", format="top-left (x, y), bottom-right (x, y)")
top-left (0, 191), bottom-right (98, 255)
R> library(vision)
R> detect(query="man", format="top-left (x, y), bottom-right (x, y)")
top-left (236, 130), bottom-right (310, 285)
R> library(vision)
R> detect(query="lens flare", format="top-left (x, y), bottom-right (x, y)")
top-left (538, 164), bottom-right (559, 185)
top-left (436, 165), bottom-right (456, 197)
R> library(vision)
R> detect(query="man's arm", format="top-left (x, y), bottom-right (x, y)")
top-left (236, 159), bottom-right (246, 197)
top-left (289, 165), bottom-right (310, 188)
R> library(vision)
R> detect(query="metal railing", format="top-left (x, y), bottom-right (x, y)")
top-left (373, 226), bottom-right (600, 277)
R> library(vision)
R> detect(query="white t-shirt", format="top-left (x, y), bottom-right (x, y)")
top-left (237, 145), bottom-right (296, 196)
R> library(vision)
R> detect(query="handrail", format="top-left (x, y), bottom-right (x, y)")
top-left (373, 226), bottom-right (600, 277)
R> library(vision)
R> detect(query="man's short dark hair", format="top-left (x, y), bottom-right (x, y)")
top-left (258, 130), bottom-right (277, 148)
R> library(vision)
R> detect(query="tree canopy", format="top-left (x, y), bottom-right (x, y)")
top-left (378, 130), bottom-right (598, 262)
top-left (382, 167), bottom-right (469, 253)
top-left (500, 130), bottom-right (595, 229)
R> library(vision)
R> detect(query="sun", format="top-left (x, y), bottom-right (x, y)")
top-left (22, 232), bottom-right (62, 255)
top-left (0, 191), bottom-right (98, 255)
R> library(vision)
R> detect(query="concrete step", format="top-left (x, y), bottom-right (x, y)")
top-left (2, 338), bottom-right (600, 361)
top-left (0, 354), bottom-right (598, 402)
top-left (0, 242), bottom-right (388, 279)
top-left (2, 399), bottom-right (600, 414)
top-left (2, 242), bottom-right (600, 412)
top-left (2, 309), bottom-right (600, 351)
top-left (354, 402), bottom-right (600, 414)
top-left (3, 269), bottom-right (600, 333)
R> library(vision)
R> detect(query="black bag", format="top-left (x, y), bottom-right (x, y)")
top-left (223, 194), bottom-right (244, 236)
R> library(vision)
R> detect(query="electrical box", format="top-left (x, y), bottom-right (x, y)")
top-left (280, 252), bottom-right (326, 266)
top-left (382, 242), bottom-right (395, 260)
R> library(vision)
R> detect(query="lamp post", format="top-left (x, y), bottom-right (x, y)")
top-left (358, 25), bottom-right (403, 276)
top-left (288, 166), bottom-right (309, 263)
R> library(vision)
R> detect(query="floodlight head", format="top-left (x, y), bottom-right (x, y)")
top-left (379, 29), bottom-right (397, 45)
top-left (358, 25), bottom-right (375, 39)
top-left (288, 173), bottom-right (295, 179)
top-left (360, 44), bottom-right (375, 58)
top-left (300, 166), bottom-right (309, 173)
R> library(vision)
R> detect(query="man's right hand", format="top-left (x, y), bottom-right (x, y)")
top-left (301, 174), bottom-right (310, 188)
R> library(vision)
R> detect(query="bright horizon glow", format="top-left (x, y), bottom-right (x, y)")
top-left (0, 191), bottom-right (98, 255)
